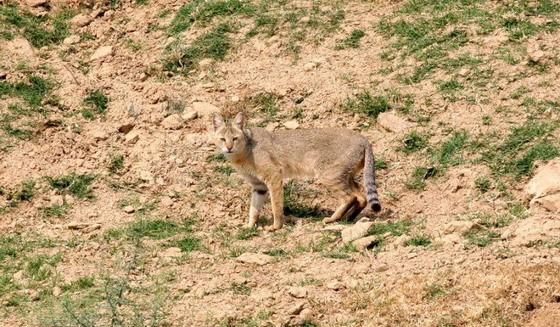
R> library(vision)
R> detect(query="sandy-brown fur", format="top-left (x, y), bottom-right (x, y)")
top-left (212, 112), bottom-right (381, 231)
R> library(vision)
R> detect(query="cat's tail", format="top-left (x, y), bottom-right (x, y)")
top-left (363, 142), bottom-right (382, 212)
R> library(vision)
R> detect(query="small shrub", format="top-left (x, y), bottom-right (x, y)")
top-left (405, 234), bottom-right (432, 247)
top-left (335, 29), bottom-right (365, 49)
top-left (47, 174), bottom-right (95, 199)
top-left (402, 131), bottom-right (428, 153)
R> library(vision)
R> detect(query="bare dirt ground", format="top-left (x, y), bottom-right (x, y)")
top-left (1, 0), bottom-right (560, 326)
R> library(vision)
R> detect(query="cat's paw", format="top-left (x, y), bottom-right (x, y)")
top-left (264, 224), bottom-right (282, 232)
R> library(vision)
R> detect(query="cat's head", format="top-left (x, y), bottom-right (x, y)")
top-left (212, 112), bottom-right (251, 155)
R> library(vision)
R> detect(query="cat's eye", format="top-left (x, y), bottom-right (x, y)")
top-left (232, 137), bottom-right (238, 141)
top-left (220, 137), bottom-right (226, 141)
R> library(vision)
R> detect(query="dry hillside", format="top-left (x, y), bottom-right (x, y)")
top-left (1, 0), bottom-right (560, 326)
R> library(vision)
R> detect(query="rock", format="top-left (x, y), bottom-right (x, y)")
top-left (287, 302), bottom-right (305, 315)
top-left (326, 281), bottom-right (344, 291)
top-left (49, 195), bottom-right (64, 206)
top-left (265, 122), bottom-right (279, 132)
top-left (283, 120), bottom-right (299, 130)
top-left (161, 114), bottom-right (184, 130)
top-left (192, 102), bottom-right (219, 118)
top-left (299, 308), bottom-right (313, 322)
top-left (198, 58), bottom-right (214, 69)
top-left (123, 205), bottom-right (135, 214)
top-left (351, 235), bottom-right (381, 251)
top-left (125, 130), bottom-right (140, 144)
top-left (236, 253), bottom-right (274, 266)
top-left (444, 221), bottom-right (475, 235)
top-left (53, 286), bottom-right (62, 297)
top-left (63, 35), bottom-right (80, 45)
top-left (527, 41), bottom-right (545, 63)
top-left (6, 38), bottom-right (35, 60)
top-left (341, 221), bottom-right (374, 243)
top-left (160, 196), bottom-right (173, 207)
top-left (181, 110), bottom-right (198, 121)
top-left (288, 287), bottom-right (307, 299)
top-left (117, 123), bottom-right (135, 134)
top-left (139, 170), bottom-right (154, 183)
top-left (89, 129), bottom-right (109, 141)
top-left (70, 14), bottom-right (93, 28)
top-left (303, 60), bottom-right (321, 71)
top-left (162, 247), bottom-right (182, 258)
top-left (26, 0), bottom-right (48, 7)
top-left (526, 159), bottom-right (560, 213)
top-left (83, 224), bottom-right (101, 233)
top-left (90, 46), bottom-right (113, 61)
top-left (375, 264), bottom-right (389, 272)
top-left (507, 215), bottom-right (560, 247)
top-left (377, 112), bottom-right (414, 133)
top-left (250, 289), bottom-right (274, 302)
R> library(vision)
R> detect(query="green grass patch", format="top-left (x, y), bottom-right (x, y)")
top-left (236, 226), bottom-right (259, 240)
top-left (26, 253), bottom-right (62, 281)
top-left (401, 131), bottom-right (429, 153)
top-left (0, 75), bottom-right (52, 107)
top-left (475, 176), bottom-right (491, 193)
top-left (41, 204), bottom-right (68, 217)
top-left (62, 276), bottom-right (95, 292)
top-left (175, 236), bottom-right (202, 253)
top-left (0, 5), bottom-right (73, 47)
top-left (405, 234), bottom-right (432, 247)
top-left (464, 229), bottom-right (500, 247)
top-left (214, 165), bottom-right (235, 176)
top-left (335, 29), bottom-right (365, 50)
top-left (263, 248), bottom-right (287, 257)
top-left (343, 91), bottom-right (389, 119)
top-left (82, 90), bottom-right (109, 119)
top-left (164, 23), bottom-right (233, 74)
top-left (368, 220), bottom-right (412, 237)
top-left (47, 173), bottom-right (95, 199)
top-left (125, 219), bottom-right (189, 240)
top-left (406, 166), bottom-right (437, 190)
top-left (436, 130), bottom-right (468, 165)
top-left (169, 0), bottom-right (255, 35)
top-left (252, 92), bottom-right (280, 119)
top-left (283, 181), bottom-right (322, 219)
top-left (108, 153), bottom-right (124, 174)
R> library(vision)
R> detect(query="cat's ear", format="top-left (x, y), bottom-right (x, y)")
top-left (233, 111), bottom-right (245, 129)
top-left (213, 113), bottom-right (224, 131)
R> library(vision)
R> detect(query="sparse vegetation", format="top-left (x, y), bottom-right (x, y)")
top-left (343, 91), bottom-right (389, 119)
top-left (401, 131), bottom-right (429, 153)
top-left (47, 174), bottom-right (95, 199)
top-left (335, 29), bottom-right (365, 50)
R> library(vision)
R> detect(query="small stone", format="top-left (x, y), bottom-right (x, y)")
top-left (49, 195), bottom-right (64, 206)
top-left (83, 224), bottom-right (101, 233)
top-left (375, 264), bottom-right (389, 272)
top-left (265, 122), bottom-right (279, 132)
top-left (526, 158), bottom-right (560, 213)
top-left (160, 196), bottom-right (173, 207)
top-left (123, 205), bottom-right (135, 214)
top-left (444, 221), bottom-right (475, 235)
top-left (341, 221), bottom-right (374, 243)
top-left (63, 35), bottom-right (80, 45)
top-left (53, 286), bottom-right (62, 297)
top-left (527, 41), bottom-right (546, 63)
top-left (26, 0), bottom-right (48, 7)
top-left (161, 114), bottom-right (184, 130)
top-left (125, 130), bottom-right (140, 144)
top-left (89, 129), bottom-right (109, 141)
top-left (377, 112), bottom-right (415, 133)
top-left (181, 110), bottom-right (198, 121)
top-left (284, 120), bottom-right (299, 130)
top-left (90, 46), bottom-right (113, 61)
top-left (236, 253), bottom-right (274, 266)
top-left (139, 170), bottom-right (154, 183)
top-left (70, 14), bottom-right (93, 28)
top-left (117, 123), bottom-right (135, 134)
top-left (303, 62), bottom-right (319, 71)
top-left (198, 58), bottom-right (214, 68)
top-left (192, 102), bottom-right (220, 117)
top-left (162, 247), bottom-right (182, 258)
top-left (326, 281), bottom-right (344, 291)
top-left (351, 235), bottom-right (381, 251)
top-left (287, 287), bottom-right (307, 299)
top-left (287, 302), bottom-right (305, 315)
top-left (299, 308), bottom-right (313, 321)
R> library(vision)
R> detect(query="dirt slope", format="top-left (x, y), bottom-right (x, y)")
top-left (1, 0), bottom-right (560, 326)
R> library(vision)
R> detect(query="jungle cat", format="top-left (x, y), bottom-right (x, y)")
top-left (212, 112), bottom-right (382, 231)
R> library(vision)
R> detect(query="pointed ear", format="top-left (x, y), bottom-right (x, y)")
top-left (213, 113), bottom-right (224, 131)
top-left (233, 112), bottom-right (245, 129)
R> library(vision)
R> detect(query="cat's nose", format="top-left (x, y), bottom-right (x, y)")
top-left (225, 146), bottom-right (233, 152)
